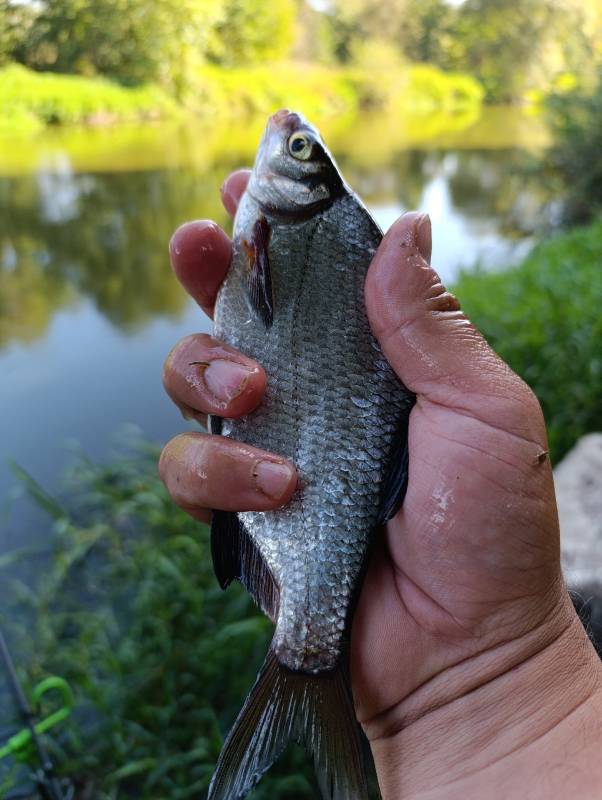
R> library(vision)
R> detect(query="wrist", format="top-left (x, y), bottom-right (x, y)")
top-left (367, 590), bottom-right (602, 799)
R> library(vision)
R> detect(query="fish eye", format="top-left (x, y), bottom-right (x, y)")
top-left (288, 132), bottom-right (313, 161)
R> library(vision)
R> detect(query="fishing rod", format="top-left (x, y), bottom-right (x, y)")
top-left (0, 628), bottom-right (74, 800)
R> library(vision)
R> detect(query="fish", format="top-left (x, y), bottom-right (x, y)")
top-left (208, 109), bottom-right (415, 800)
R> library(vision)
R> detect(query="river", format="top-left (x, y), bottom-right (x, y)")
top-left (0, 107), bottom-right (550, 551)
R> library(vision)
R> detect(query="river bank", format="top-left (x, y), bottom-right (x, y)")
top-left (0, 60), bottom-right (484, 136)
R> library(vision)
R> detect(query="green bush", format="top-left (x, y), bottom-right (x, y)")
top-left (193, 62), bottom-right (360, 124)
top-left (0, 63), bottom-right (177, 131)
top-left (0, 440), bottom-right (317, 798)
top-left (454, 218), bottom-right (602, 463)
top-left (0, 59), bottom-right (483, 136)
top-left (544, 69), bottom-right (602, 226)
top-left (192, 60), bottom-right (483, 128)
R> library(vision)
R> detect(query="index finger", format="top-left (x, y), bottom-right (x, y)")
top-left (221, 169), bottom-right (251, 218)
top-left (168, 171), bottom-right (251, 317)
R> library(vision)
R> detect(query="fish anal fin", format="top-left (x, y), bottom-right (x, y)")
top-left (211, 511), bottom-right (279, 623)
top-left (377, 397), bottom-right (415, 525)
top-left (209, 414), bottom-right (222, 436)
top-left (208, 649), bottom-right (370, 800)
top-left (244, 215), bottom-right (273, 328)
top-left (211, 510), bottom-right (239, 590)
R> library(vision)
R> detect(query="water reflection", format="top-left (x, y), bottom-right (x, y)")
top-left (0, 168), bottom-right (230, 345)
top-left (0, 149), bottom-right (546, 348)
top-left (0, 131), bottom-right (552, 538)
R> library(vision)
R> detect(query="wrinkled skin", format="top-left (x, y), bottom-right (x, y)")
top-left (160, 170), bottom-right (599, 797)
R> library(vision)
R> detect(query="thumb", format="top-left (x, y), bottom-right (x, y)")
top-left (365, 213), bottom-right (545, 443)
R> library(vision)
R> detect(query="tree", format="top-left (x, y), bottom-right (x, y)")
top-left (544, 68), bottom-right (602, 225)
top-left (443, 0), bottom-right (602, 103)
top-left (16, 0), bottom-right (225, 90)
top-left (207, 0), bottom-right (296, 66)
top-left (323, 0), bottom-right (408, 63)
top-left (0, 0), bottom-right (37, 66)
top-left (397, 0), bottom-right (454, 65)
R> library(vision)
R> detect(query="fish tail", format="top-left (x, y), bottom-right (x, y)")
top-left (208, 647), bottom-right (370, 800)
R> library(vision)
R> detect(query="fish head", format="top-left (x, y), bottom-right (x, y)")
top-left (247, 109), bottom-right (345, 218)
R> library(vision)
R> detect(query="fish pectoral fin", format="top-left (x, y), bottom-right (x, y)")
top-left (211, 511), bottom-right (279, 623)
top-left (208, 648), bottom-right (370, 800)
top-left (376, 396), bottom-right (415, 525)
top-left (245, 216), bottom-right (274, 328)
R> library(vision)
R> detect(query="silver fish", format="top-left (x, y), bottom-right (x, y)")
top-left (208, 110), bottom-right (414, 800)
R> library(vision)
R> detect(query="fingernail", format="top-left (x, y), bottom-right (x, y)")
top-left (254, 460), bottom-right (294, 500)
top-left (415, 214), bottom-right (432, 264)
top-left (203, 359), bottom-right (254, 403)
top-left (220, 180), bottom-right (236, 212)
top-left (179, 404), bottom-right (198, 422)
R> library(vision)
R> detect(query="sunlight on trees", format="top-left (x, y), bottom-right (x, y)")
top-left (1, 0), bottom-right (601, 103)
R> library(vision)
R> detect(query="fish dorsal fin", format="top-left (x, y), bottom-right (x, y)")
top-left (211, 511), bottom-right (279, 623)
top-left (243, 216), bottom-right (273, 328)
top-left (376, 395), bottom-right (415, 525)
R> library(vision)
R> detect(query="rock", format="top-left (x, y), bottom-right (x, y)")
top-left (555, 433), bottom-right (602, 657)
top-left (571, 584), bottom-right (602, 659)
top-left (556, 433), bottom-right (602, 590)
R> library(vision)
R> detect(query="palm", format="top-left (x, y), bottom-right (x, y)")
top-left (352, 397), bottom-right (560, 724)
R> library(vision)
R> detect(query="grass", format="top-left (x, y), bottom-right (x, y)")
top-left (0, 64), bottom-right (178, 133)
top-left (0, 438), bottom-right (319, 798)
top-left (454, 218), bottom-right (602, 463)
top-left (0, 60), bottom-right (484, 136)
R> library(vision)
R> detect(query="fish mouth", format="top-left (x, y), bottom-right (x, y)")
top-left (267, 108), bottom-right (306, 135)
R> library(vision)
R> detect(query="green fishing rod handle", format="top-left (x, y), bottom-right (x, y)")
top-left (31, 676), bottom-right (74, 734)
top-left (0, 676), bottom-right (73, 761)
top-left (0, 728), bottom-right (31, 760)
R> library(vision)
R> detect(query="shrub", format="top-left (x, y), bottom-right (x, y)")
top-left (0, 63), bottom-right (177, 131)
top-left (544, 69), bottom-right (602, 226)
top-left (0, 439), bottom-right (317, 798)
top-left (454, 218), bottom-right (602, 463)
top-left (0, 59), bottom-right (483, 135)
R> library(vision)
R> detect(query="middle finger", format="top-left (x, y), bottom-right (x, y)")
top-left (163, 333), bottom-right (266, 421)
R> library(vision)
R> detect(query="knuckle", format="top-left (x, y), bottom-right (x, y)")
top-left (194, 332), bottom-right (215, 349)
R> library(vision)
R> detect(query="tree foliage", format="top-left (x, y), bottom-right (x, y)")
top-left (0, 0), bottom-right (36, 66)
top-left (6, 0), bottom-right (296, 88)
top-left (0, 441), bottom-right (320, 798)
top-left (455, 218), bottom-right (602, 463)
top-left (2, 0), bottom-right (602, 103)
top-left (322, 0), bottom-right (602, 102)
top-left (544, 69), bottom-right (602, 224)
top-left (440, 0), bottom-right (599, 102)
top-left (207, 0), bottom-right (296, 66)
top-left (12, 0), bottom-right (222, 89)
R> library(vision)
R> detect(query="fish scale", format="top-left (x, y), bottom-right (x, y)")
top-left (208, 110), bottom-right (415, 800)
top-left (219, 200), bottom-right (386, 665)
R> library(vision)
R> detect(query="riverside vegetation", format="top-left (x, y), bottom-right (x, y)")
top-left (2, 0), bottom-right (602, 133)
top-left (0, 61), bottom-right (483, 135)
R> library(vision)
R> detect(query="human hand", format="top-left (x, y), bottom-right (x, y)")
top-left (160, 171), bottom-right (602, 799)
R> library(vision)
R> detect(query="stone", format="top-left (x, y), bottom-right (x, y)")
top-left (555, 433), bottom-right (602, 657)
top-left (556, 433), bottom-right (602, 590)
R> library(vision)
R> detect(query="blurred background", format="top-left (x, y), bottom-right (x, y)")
top-left (0, 0), bottom-right (601, 797)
